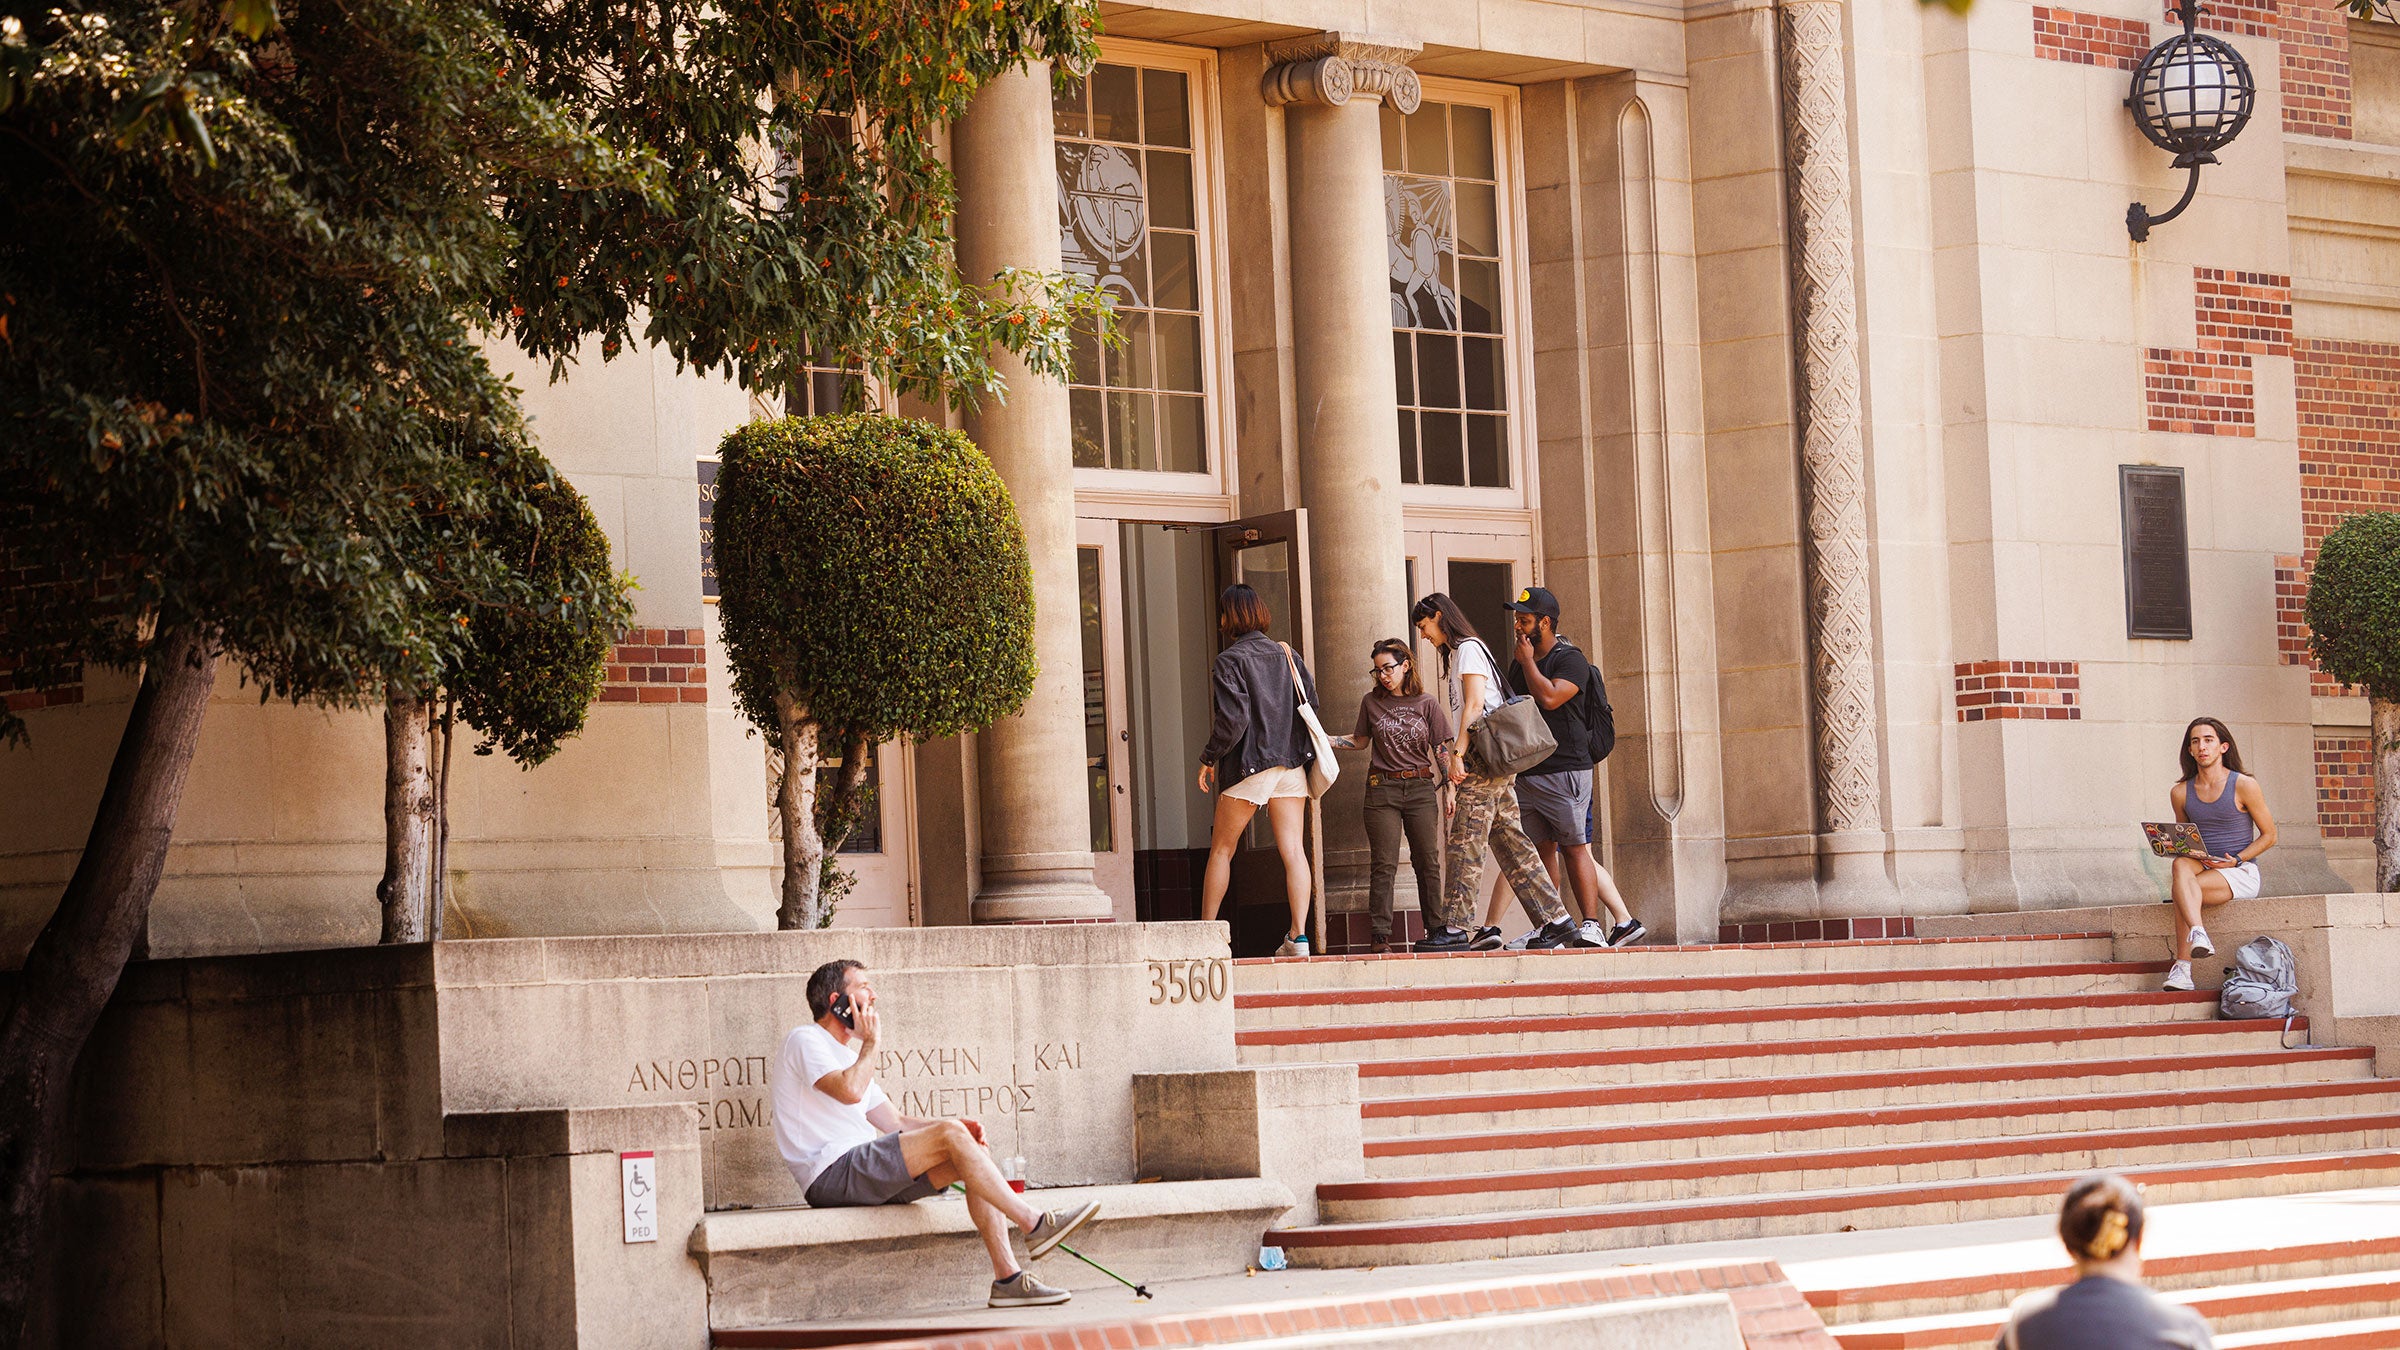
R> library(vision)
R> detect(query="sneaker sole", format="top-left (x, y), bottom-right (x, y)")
top-left (990, 1289), bottom-right (1073, 1307)
top-left (1026, 1203), bottom-right (1099, 1261)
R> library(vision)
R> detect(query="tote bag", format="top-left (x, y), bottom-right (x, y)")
top-left (1279, 643), bottom-right (1338, 798)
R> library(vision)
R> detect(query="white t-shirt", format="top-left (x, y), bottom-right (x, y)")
top-left (1450, 638), bottom-right (1503, 718)
top-left (768, 1021), bottom-right (889, 1189)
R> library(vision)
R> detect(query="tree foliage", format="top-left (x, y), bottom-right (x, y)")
top-left (2307, 512), bottom-right (2400, 700)
top-left (714, 414), bottom-right (1035, 926)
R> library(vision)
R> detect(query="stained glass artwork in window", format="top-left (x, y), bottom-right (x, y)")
top-left (1385, 100), bottom-right (1509, 489)
top-left (1055, 63), bottom-right (1208, 474)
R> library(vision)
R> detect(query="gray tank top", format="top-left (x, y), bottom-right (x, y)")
top-left (2184, 770), bottom-right (2254, 859)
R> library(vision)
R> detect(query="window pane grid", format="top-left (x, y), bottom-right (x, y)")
top-left (1055, 62), bottom-right (1209, 475)
top-left (1384, 100), bottom-right (1510, 490)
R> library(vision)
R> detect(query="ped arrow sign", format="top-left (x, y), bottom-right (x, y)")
top-left (621, 1151), bottom-right (658, 1244)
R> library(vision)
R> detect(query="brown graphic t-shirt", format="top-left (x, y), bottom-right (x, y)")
top-left (1352, 691), bottom-right (1453, 779)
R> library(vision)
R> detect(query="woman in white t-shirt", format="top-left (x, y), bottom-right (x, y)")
top-left (1407, 593), bottom-right (1575, 952)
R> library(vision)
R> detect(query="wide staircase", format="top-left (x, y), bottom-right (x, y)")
top-left (1236, 931), bottom-right (2400, 1347)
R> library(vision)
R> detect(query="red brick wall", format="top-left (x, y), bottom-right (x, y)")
top-left (602, 627), bottom-right (708, 704)
top-left (2193, 269), bottom-right (2294, 356)
top-left (1955, 660), bottom-right (2084, 722)
top-left (2276, 553), bottom-right (2309, 664)
top-left (2290, 339), bottom-right (2400, 691)
top-left (2316, 730), bottom-right (2376, 840)
top-left (0, 555), bottom-right (86, 716)
top-left (2035, 5), bottom-right (2154, 68)
top-left (2146, 268), bottom-right (2294, 437)
top-left (2281, 0), bottom-right (2354, 138)
top-left (2182, 0), bottom-right (2277, 38)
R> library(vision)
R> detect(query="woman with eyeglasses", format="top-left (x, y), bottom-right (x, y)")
top-left (1325, 639), bottom-right (1452, 953)
top-left (1196, 584), bottom-right (1322, 957)
top-left (1408, 593), bottom-right (1579, 951)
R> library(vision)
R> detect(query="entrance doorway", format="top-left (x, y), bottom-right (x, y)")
top-left (1077, 512), bottom-right (1319, 954)
top-left (1404, 528), bottom-right (1535, 676)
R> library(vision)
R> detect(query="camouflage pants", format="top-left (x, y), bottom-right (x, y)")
top-left (1432, 774), bottom-right (1568, 932)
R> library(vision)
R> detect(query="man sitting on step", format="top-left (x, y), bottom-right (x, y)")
top-left (769, 959), bottom-right (1100, 1308)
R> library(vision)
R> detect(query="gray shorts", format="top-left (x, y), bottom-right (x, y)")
top-left (804, 1131), bottom-right (939, 1208)
top-left (1516, 768), bottom-right (1593, 846)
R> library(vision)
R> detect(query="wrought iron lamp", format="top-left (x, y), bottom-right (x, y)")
top-left (2124, 2), bottom-right (2256, 241)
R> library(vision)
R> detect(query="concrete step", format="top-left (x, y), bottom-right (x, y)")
top-left (1232, 933), bottom-right (2119, 993)
top-left (1807, 1231), bottom-right (2400, 1323)
top-left (2216, 1314), bottom-right (2400, 1348)
top-left (1363, 1046), bottom-right (2378, 1137)
top-left (1235, 960), bottom-right (2172, 1029)
top-left (1237, 990), bottom-right (2221, 1064)
top-left (1831, 1268), bottom-right (2400, 1347)
top-left (1317, 1114), bottom-right (2400, 1220)
top-left (1274, 1151), bottom-right (2400, 1267)
top-left (1323, 1017), bottom-right (2318, 1098)
top-left (1359, 1081), bottom-right (2400, 1178)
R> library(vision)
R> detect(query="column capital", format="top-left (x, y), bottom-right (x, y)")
top-left (1261, 31), bottom-right (1423, 113)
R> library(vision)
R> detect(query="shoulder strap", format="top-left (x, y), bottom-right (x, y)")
top-left (1277, 642), bottom-right (1307, 698)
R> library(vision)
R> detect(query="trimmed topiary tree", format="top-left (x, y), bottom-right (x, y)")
top-left (714, 414), bottom-right (1036, 928)
top-left (2306, 510), bottom-right (2400, 893)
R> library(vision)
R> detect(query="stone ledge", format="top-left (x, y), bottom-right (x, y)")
top-left (691, 1177), bottom-right (1290, 1256)
top-left (445, 1102), bottom-right (700, 1159)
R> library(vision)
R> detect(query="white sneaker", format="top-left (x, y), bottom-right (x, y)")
top-left (1502, 928), bottom-right (1537, 950)
top-left (1274, 934), bottom-right (1310, 957)
top-left (2189, 927), bottom-right (2215, 959)
top-left (2163, 960), bottom-right (2194, 992)
top-left (1575, 919), bottom-right (1610, 948)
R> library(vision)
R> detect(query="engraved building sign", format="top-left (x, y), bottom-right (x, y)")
top-left (2119, 465), bottom-right (2193, 641)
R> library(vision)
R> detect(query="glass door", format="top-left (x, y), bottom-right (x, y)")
top-left (1210, 510), bottom-right (1324, 955)
top-left (1076, 522), bottom-right (1136, 918)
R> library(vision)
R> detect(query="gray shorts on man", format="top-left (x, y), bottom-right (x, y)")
top-left (1515, 767), bottom-right (1592, 846)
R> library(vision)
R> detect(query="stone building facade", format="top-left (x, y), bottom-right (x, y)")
top-left (5, 0), bottom-right (2396, 960)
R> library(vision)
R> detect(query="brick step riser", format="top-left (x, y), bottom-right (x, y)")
top-left (1366, 1061), bottom-right (2380, 1136)
top-left (1312, 1027), bottom-right (2314, 1095)
top-left (1242, 1003), bottom-right (2221, 1063)
top-left (1362, 1094), bottom-right (2400, 1178)
top-left (1280, 1163), bottom-right (2400, 1269)
top-left (1318, 1125), bottom-right (2400, 1221)
top-left (2199, 1316), bottom-right (2400, 1349)
top-left (1821, 1251), bottom-right (2400, 1323)
top-left (1836, 1294), bottom-right (2400, 1349)
top-left (1236, 973), bottom-right (2170, 1028)
top-left (1233, 939), bottom-right (2121, 993)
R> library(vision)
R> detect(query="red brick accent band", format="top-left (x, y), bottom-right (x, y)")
top-left (601, 627), bottom-right (707, 704)
top-left (2276, 553), bottom-right (2310, 665)
top-left (2146, 347), bottom-right (2255, 435)
top-left (2033, 5), bottom-right (2152, 68)
top-left (2293, 338), bottom-right (2400, 693)
top-left (715, 1259), bottom-right (1839, 1350)
top-left (2281, 0), bottom-right (2353, 139)
top-left (0, 556), bottom-right (87, 715)
top-left (2181, 0), bottom-right (2275, 37)
top-left (2316, 730), bottom-right (2376, 840)
top-left (2193, 268), bottom-right (2293, 357)
top-left (1955, 660), bottom-right (2083, 722)
top-left (1720, 916), bottom-right (1916, 943)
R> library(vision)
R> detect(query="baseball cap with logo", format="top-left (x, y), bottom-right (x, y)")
top-left (1503, 586), bottom-right (1560, 620)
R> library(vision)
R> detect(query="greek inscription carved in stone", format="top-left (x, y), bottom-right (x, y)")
top-left (626, 1053), bottom-right (772, 1132)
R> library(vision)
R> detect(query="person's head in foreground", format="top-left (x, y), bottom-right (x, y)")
top-left (1997, 1173), bottom-right (2215, 1350)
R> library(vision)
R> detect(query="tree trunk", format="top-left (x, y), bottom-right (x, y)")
top-left (2376, 695), bottom-right (2399, 895)
top-left (377, 688), bottom-right (437, 943)
top-left (820, 733), bottom-right (872, 853)
top-left (0, 628), bottom-right (217, 1347)
top-left (430, 698), bottom-right (455, 941)
top-left (773, 685), bottom-right (823, 930)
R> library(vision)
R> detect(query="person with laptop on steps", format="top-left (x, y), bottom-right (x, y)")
top-left (2161, 717), bottom-right (2277, 994)
top-left (769, 960), bottom-right (1100, 1309)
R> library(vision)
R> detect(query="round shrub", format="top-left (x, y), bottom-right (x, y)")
top-left (712, 414), bottom-right (1036, 745)
top-left (2307, 511), bottom-right (2400, 700)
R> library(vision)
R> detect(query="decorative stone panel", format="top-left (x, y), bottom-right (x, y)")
top-left (2145, 347), bottom-right (2256, 434)
top-left (1955, 660), bottom-right (2084, 722)
top-left (2292, 338), bottom-right (2400, 691)
top-left (602, 626), bottom-right (708, 704)
top-left (2034, 6), bottom-right (2154, 69)
top-left (2316, 730), bottom-right (2375, 840)
top-left (2281, 0), bottom-right (2354, 138)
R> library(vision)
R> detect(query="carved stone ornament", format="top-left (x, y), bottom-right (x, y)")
top-left (1262, 30), bottom-right (1423, 113)
top-left (1780, 0), bottom-right (1883, 838)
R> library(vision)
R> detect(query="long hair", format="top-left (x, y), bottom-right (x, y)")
top-left (1409, 593), bottom-right (1479, 675)
top-left (2059, 1173), bottom-right (2144, 1264)
top-left (1371, 638), bottom-right (1423, 697)
top-left (1218, 583), bottom-right (1272, 637)
top-left (2178, 716), bottom-right (2245, 780)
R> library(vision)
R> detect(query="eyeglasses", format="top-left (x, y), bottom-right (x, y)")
top-left (1372, 662), bottom-right (1405, 675)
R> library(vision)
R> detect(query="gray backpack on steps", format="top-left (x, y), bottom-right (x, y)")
top-left (2219, 935), bottom-right (2299, 1025)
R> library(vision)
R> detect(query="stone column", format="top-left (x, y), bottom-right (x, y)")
top-left (1263, 33), bottom-right (1421, 926)
top-left (953, 63), bottom-right (1111, 923)
top-left (1781, 1), bottom-right (1889, 881)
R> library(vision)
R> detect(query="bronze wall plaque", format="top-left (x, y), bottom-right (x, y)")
top-left (2120, 465), bottom-right (2192, 640)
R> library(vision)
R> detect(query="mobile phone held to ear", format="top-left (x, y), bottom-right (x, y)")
top-left (831, 993), bottom-right (857, 1031)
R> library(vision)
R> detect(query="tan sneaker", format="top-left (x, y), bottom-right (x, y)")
top-left (990, 1270), bottom-right (1071, 1307)
top-left (1024, 1200), bottom-right (1100, 1260)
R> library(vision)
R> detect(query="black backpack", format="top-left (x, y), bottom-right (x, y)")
top-left (1539, 637), bottom-right (1616, 764)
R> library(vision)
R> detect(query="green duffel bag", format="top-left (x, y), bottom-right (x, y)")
top-left (1468, 693), bottom-right (1557, 779)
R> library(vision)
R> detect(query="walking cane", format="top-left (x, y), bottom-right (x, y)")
top-left (948, 1184), bottom-right (1153, 1299)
